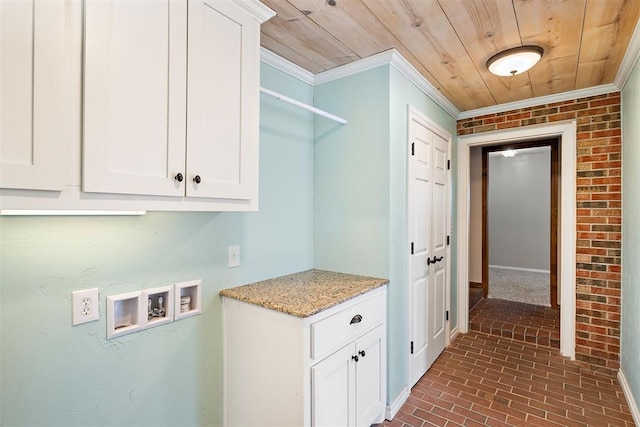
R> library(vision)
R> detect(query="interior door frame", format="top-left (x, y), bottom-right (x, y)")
top-left (406, 105), bottom-right (452, 388)
top-left (481, 139), bottom-right (559, 308)
top-left (457, 121), bottom-right (576, 360)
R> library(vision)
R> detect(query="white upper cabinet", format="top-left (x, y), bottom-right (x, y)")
top-left (187, 0), bottom-right (260, 200)
top-left (82, 0), bottom-right (272, 204)
top-left (0, 0), bottom-right (67, 191)
top-left (83, 0), bottom-right (187, 197)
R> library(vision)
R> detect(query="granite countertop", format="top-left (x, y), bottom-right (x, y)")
top-left (219, 269), bottom-right (388, 318)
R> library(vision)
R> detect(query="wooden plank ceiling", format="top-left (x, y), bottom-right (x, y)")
top-left (260, 0), bottom-right (640, 112)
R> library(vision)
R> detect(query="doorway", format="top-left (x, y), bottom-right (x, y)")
top-left (482, 139), bottom-right (559, 309)
top-left (457, 121), bottom-right (577, 360)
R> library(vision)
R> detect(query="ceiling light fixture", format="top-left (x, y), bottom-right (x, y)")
top-left (487, 46), bottom-right (544, 77)
top-left (501, 149), bottom-right (517, 158)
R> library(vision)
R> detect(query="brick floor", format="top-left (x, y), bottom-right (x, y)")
top-left (470, 298), bottom-right (560, 349)
top-left (383, 331), bottom-right (634, 427)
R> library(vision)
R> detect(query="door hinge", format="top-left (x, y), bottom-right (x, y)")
top-left (410, 341), bottom-right (414, 354)
top-left (411, 143), bottom-right (415, 156)
top-left (446, 310), bottom-right (449, 321)
top-left (411, 242), bottom-right (414, 255)
top-left (447, 159), bottom-right (451, 170)
top-left (446, 235), bottom-right (450, 246)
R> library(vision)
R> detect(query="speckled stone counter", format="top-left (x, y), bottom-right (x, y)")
top-left (219, 269), bottom-right (388, 318)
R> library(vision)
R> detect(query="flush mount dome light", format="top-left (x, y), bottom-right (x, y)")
top-left (501, 149), bottom-right (517, 158)
top-left (486, 46), bottom-right (543, 76)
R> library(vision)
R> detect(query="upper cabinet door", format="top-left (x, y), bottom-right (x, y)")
top-left (83, 0), bottom-right (187, 196)
top-left (0, 0), bottom-right (66, 191)
top-left (186, 0), bottom-right (260, 200)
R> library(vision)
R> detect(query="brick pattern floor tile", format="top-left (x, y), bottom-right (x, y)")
top-left (470, 298), bottom-right (560, 349)
top-left (383, 331), bottom-right (634, 427)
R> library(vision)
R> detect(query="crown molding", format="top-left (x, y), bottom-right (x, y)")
top-left (262, 39), bottom-right (635, 121)
top-left (458, 84), bottom-right (620, 119)
top-left (615, 20), bottom-right (640, 89)
top-left (314, 50), bottom-right (395, 85)
top-left (231, 0), bottom-right (275, 23)
top-left (313, 49), bottom-right (460, 118)
top-left (387, 50), bottom-right (460, 119)
top-left (260, 48), bottom-right (314, 85)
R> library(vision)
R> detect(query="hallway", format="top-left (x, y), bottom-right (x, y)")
top-left (469, 298), bottom-right (560, 349)
top-left (383, 331), bottom-right (633, 426)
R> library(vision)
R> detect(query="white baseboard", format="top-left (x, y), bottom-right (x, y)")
top-left (385, 386), bottom-right (410, 420)
top-left (489, 264), bottom-right (550, 274)
top-left (618, 369), bottom-right (640, 425)
top-left (450, 326), bottom-right (459, 342)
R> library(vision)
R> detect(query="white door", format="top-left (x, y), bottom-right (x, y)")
top-left (311, 344), bottom-right (354, 427)
top-left (83, 0), bottom-right (187, 196)
top-left (0, 0), bottom-right (67, 191)
top-left (355, 326), bottom-right (384, 427)
top-left (408, 108), bottom-right (449, 388)
top-left (187, 0), bottom-right (259, 200)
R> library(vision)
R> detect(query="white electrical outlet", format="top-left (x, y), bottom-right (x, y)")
top-left (72, 288), bottom-right (100, 325)
top-left (228, 245), bottom-right (240, 268)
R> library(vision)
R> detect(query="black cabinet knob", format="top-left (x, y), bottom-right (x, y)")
top-left (174, 173), bottom-right (183, 182)
top-left (352, 355), bottom-right (359, 362)
top-left (359, 350), bottom-right (366, 358)
top-left (193, 175), bottom-right (201, 184)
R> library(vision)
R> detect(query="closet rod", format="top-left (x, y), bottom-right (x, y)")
top-left (260, 87), bottom-right (348, 125)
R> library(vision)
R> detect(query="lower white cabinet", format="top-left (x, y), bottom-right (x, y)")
top-left (222, 286), bottom-right (387, 426)
top-left (312, 325), bottom-right (385, 427)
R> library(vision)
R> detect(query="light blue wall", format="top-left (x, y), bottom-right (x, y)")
top-left (0, 63), bottom-right (314, 426)
top-left (388, 67), bottom-right (457, 401)
top-left (314, 64), bottom-right (457, 407)
top-left (621, 56), bottom-right (640, 414)
top-left (313, 66), bottom-right (391, 278)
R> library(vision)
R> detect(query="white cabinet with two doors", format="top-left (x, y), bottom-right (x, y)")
top-left (222, 285), bottom-right (387, 426)
top-left (0, 0), bottom-right (274, 212)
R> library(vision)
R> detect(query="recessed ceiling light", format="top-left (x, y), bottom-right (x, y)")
top-left (501, 149), bottom-right (518, 158)
top-left (487, 46), bottom-right (544, 77)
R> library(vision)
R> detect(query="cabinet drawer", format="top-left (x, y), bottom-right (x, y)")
top-left (311, 292), bottom-right (385, 360)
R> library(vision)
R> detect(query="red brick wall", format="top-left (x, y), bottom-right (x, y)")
top-left (457, 92), bottom-right (622, 370)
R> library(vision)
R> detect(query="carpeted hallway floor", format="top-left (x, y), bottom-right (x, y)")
top-left (488, 267), bottom-right (550, 307)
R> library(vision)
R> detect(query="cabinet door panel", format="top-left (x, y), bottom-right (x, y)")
top-left (355, 326), bottom-right (385, 427)
top-left (312, 344), bottom-right (355, 427)
top-left (187, 0), bottom-right (259, 200)
top-left (83, 0), bottom-right (187, 196)
top-left (0, 0), bottom-right (66, 191)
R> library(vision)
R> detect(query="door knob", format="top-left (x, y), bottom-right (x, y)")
top-left (193, 175), bottom-right (201, 184)
top-left (427, 256), bottom-right (444, 266)
top-left (174, 173), bottom-right (184, 182)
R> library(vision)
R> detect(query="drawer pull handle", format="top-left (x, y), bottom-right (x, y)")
top-left (352, 354), bottom-right (359, 362)
top-left (359, 350), bottom-right (366, 358)
top-left (350, 314), bottom-right (363, 324)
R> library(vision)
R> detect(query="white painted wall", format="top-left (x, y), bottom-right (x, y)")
top-left (621, 52), bottom-right (640, 423)
top-left (488, 148), bottom-right (550, 271)
top-left (468, 147), bottom-right (482, 283)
